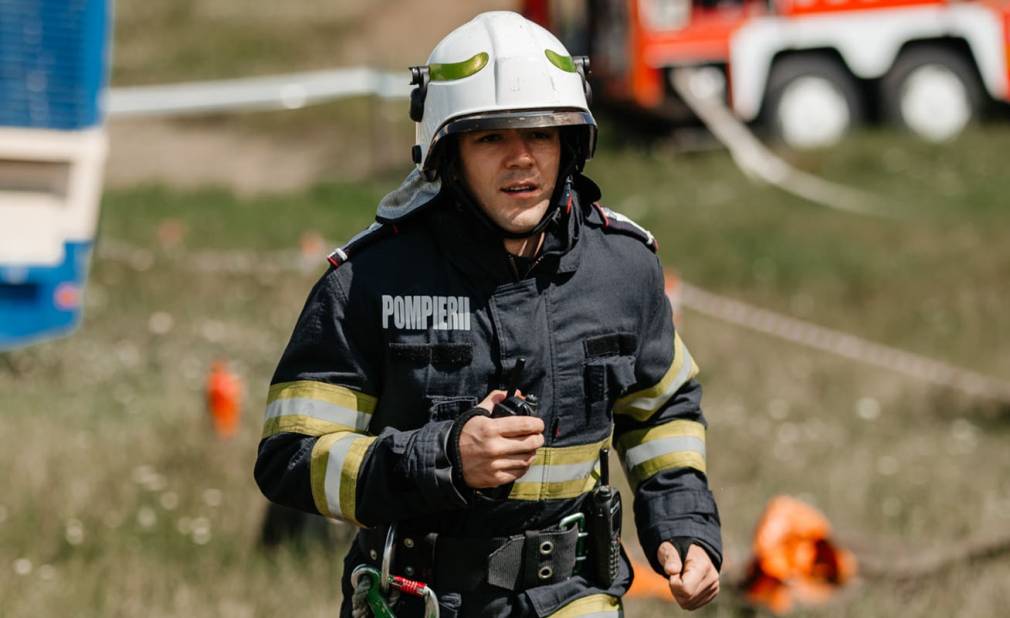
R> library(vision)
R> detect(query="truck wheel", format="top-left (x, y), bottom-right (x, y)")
top-left (764, 55), bottom-right (863, 149)
top-left (882, 46), bottom-right (983, 142)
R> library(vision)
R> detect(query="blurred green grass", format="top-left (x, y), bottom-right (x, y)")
top-left (3, 128), bottom-right (1009, 616)
top-left (592, 126), bottom-right (1010, 376)
top-left (99, 179), bottom-right (385, 250)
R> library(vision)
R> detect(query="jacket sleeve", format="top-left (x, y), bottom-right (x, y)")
top-left (613, 258), bottom-right (723, 573)
top-left (253, 267), bottom-right (469, 528)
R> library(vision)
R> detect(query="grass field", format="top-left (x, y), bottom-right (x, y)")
top-left (3, 123), bottom-right (1009, 616)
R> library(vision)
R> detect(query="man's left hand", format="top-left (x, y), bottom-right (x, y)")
top-left (657, 541), bottom-right (720, 610)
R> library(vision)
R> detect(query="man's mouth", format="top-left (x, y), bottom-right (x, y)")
top-left (501, 181), bottom-right (539, 195)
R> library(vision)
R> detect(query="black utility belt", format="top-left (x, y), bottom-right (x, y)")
top-left (356, 514), bottom-right (592, 594)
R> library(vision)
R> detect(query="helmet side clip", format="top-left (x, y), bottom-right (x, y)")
top-left (574, 56), bottom-right (592, 105)
top-left (409, 65), bottom-right (430, 123)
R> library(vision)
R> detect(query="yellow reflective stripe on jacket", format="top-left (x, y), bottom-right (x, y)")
top-left (262, 380), bottom-right (376, 438)
top-left (613, 333), bottom-right (698, 421)
top-left (310, 431), bottom-right (376, 525)
top-left (549, 593), bottom-right (622, 617)
top-left (509, 435), bottom-right (610, 501)
top-left (616, 419), bottom-right (706, 487)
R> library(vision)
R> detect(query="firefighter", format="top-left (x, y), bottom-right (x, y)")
top-left (255, 11), bottom-right (721, 616)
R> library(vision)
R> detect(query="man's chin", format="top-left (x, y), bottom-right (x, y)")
top-left (501, 214), bottom-right (546, 235)
top-left (504, 204), bottom-right (550, 233)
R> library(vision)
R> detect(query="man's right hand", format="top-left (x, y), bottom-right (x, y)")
top-left (458, 390), bottom-right (545, 488)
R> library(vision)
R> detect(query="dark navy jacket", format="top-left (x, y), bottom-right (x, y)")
top-left (255, 175), bottom-right (721, 616)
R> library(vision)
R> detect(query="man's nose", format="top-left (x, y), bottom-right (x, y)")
top-left (504, 133), bottom-right (535, 167)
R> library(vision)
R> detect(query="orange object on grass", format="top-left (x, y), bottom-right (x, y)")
top-left (744, 496), bottom-right (857, 614)
top-left (625, 559), bottom-right (672, 600)
top-left (207, 360), bottom-right (241, 438)
top-left (663, 270), bottom-right (684, 328)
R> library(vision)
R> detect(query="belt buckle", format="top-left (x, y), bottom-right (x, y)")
top-left (559, 513), bottom-right (589, 571)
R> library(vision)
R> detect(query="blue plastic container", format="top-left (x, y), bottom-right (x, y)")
top-left (0, 0), bottom-right (109, 129)
top-left (0, 0), bottom-right (110, 351)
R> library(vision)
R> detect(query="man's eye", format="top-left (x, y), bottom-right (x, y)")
top-left (477, 133), bottom-right (501, 143)
top-left (530, 130), bottom-right (555, 140)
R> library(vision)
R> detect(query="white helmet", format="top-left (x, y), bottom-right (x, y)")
top-left (409, 11), bottom-right (596, 179)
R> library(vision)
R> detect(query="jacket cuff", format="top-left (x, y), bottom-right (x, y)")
top-left (667, 536), bottom-right (721, 574)
top-left (446, 407), bottom-right (491, 497)
top-left (637, 489), bottom-right (723, 574)
top-left (402, 419), bottom-right (471, 510)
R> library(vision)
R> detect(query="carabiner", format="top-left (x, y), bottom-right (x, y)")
top-left (350, 566), bottom-right (395, 618)
top-left (559, 512), bottom-right (589, 570)
top-left (381, 523), bottom-right (397, 595)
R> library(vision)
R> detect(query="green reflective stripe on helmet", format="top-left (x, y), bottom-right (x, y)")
top-left (429, 52), bottom-right (489, 81)
top-left (545, 49), bottom-right (577, 73)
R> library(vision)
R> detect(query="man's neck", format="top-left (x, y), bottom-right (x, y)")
top-left (503, 233), bottom-right (545, 259)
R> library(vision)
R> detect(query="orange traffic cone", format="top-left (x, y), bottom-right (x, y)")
top-left (743, 496), bottom-right (857, 614)
top-left (207, 360), bottom-right (241, 439)
top-left (299, 231), bottom-right (326, 271)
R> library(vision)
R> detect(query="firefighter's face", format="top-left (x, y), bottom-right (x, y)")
top-left (458, 127), bottom-right (560, 234)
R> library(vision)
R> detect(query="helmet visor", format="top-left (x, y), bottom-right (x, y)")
top-left (436, 109), bottom-right (594, 138)
top-left (425, 109), bottom-right (597, 172)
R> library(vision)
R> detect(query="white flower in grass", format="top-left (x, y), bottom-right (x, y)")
top-left (13, 558), bottom-right (32, 576)
top-left (148, 311), bottom-right (174, 335)
top-left (856, 397), bottom-right (881, 421)
top-left (202, 489), bottom-right (223, 508)
top-left (65, 519), bottom-right (85, 545)
top-left (137, 507), bottom-right (157, 529)
top-left (191, 517), bottom-right (212, 545)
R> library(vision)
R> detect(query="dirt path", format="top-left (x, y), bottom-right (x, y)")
top-left (105, 119), bottom-right (335, 194)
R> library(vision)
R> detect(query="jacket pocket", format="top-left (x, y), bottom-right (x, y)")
top-left (426, 395), bottom-right (479, 422)
top-left (584, 355), bottom-right (637, 421)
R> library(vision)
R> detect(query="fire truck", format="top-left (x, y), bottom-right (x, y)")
top-left (524, 0), bottom-right (1010, 147)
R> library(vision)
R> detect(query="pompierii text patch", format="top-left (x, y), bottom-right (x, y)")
top-left (381, 295), bottom-right (471, 330)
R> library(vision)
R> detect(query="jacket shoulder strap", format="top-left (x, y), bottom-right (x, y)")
top-left (326, 222), bottom-right (397, 268)
top-left (588, 203), bottom-right (658, 253)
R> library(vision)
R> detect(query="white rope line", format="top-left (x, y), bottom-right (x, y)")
top-left (670, 68), bottom-right (895, 219)
top-left (106, 68), bottom-right (411, 118)
top-left (95, 238), bottom-right (1010, 403)
top-left (677, 281), bottom-right (1010, 403)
